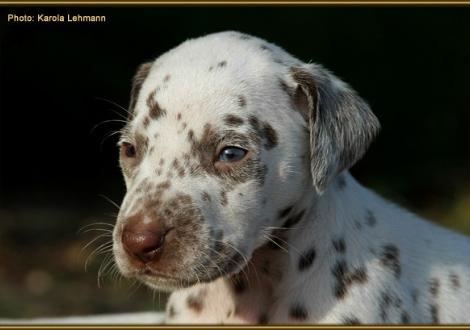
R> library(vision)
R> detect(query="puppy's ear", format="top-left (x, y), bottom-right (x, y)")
top-left (129, 62), bottom-right (153, 117)
top-left (290, 64), bottom-right (380, 193)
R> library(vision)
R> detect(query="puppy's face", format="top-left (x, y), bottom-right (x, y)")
top-left (112, 31), bottom-right (379, 291)
top-left (112, 32), bottom-right (310, 291)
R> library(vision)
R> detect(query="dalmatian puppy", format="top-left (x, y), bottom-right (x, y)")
top-left (112, 31), bottom-right (470, 324)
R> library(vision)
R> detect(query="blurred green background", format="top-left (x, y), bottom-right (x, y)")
top-left (0, 6), bottom-right (469, 318)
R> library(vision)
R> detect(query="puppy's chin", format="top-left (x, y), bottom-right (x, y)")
top-left (121, 252), bottom-right (252, 291)
top-left (138, 274), bottom-right (198, 292)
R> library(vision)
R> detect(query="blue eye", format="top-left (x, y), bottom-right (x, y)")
top-left (218, 147), bottom-right (247, 162)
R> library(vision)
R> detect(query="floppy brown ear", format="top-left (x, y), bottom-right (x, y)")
top-left (128, 62), bottom-right (153, 117)
top-left (290, 64), bottom-right (380, 193)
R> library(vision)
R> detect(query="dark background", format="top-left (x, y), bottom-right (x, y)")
top-left (0, 6), bottom-right (469, 318)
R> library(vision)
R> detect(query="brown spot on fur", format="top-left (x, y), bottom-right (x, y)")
top-left (135, 133), bottom-right (149, 159)
top-left (167, 305), bottom-right (177, 318)
top-left (430, 304), bottom-right (439, 323)
top-left (348, 267), bottom-right (368, 284)
top-left (143, 116), bottom-right (150, 129)
top-left (186, 294), bottom-right (204, 313)
top-left (129, 62), bottom-right (152, 115)
top-left (332, 260), bottom-right (348, 299)
top-left (263, 123), bottom-right (278, 149)
top-left (342, 316), bottom-right (361, 325)
top-left (279, 79), bottom-right (293, 97)
top-left (450, 273), bottom-right (460, 289)
top-left (218, 250), bottom-right (246, 275)
top-left (201, 191), bottom-right (211, 202)
top-left (429, 278), bottom-right (439, 296)
top-left (283, 210), bottom-right (305, 228)
top-left (298, 247), bottom-right (316, 271)
top-left (249, 116), bottom-right (261, 133)
top-left (187, 129), bottom-right (195, 142)
top-left (279, 205), bottom-right (294, 219)
top-left (411, 288), bottom-right (419, 304)
top-left (289, 304), bottom-right (308, 320)
top-left (218, 60), bottom-right (227, 68)
top-left (147, 90), bottom-right (166, 120)
top-left (378, 290), bottom-right (402, 322)
top-left (332, 260), bottom-right (368, 299)
top-left (260, 44), bottom-right (272, 51)
top-left (156, 180), bottom-right (171, 190)
top-left (379, 291), bottom-right (392, 321)
top-left (248, 116), bottom-right (278, 149)
top-left (366, 209), bottom-right (377, 226)
top-left (178, 168), bottom-right (185, 178)
top-left (380, 244), bottom-right (401, 278)
top-left (238, 95), bottom-right (246, 107)
top-left (224, 114), bottom-right (244, 127)
top-left (256, 165), bottom-right (268, 185)
top-left (401, 312), bottom-right (410, 324)
top-left (163, 74), bottom-right (171, 82)
top-left (333, 238), bottom-right (346, 253)
top-left (177, 113), bottom-right (182, 120)
top-left (220, 190), bottom-right (228, 206)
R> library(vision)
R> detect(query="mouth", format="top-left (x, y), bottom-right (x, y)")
top-left (138, 268), bottom-right (196, 288)
top-left (136, 267), bottom-right (214, 290)
top-left (129, 251), bottom-right (249, 290)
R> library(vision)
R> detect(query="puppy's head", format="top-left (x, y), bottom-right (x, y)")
top-left (112, 31), bottom-right (380, 291)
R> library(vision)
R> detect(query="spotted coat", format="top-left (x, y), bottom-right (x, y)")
top-left (112, 31), bottom-right (470, 324)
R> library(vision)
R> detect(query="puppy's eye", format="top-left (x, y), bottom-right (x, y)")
top-left (218, 147), bottom-right (247, 162)
top-left (121, 142), bottom-right (136, 158)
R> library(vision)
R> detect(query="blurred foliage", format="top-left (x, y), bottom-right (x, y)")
top-left (0, 6), bottom-right (468, 318)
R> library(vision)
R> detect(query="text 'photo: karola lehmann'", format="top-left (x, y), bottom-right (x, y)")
top-left (7, 13), bottom-right (107, 23)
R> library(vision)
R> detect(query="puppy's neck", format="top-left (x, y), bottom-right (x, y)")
top-left (284, 172), bottom-right (375, 269)
top-left (224, 172), bottom-right (373, 320)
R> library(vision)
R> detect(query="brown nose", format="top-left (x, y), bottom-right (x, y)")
top-left (121, 213), bottom-right (170, 263)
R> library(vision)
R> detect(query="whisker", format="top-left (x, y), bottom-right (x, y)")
top-left (263, 231), bottom-right (303, 258)
top-left (97, 254), bottom-right (113, 288)
top-left (100, 130), bottom-right (123, 150)
top-left (214, 240), bottom-right (252, 285)
top-left (90, 119), bottom-right (128, 135)
top-left (81, 233), bottom-right (112, 254)
top-left (127, 280), bottom-right (143, 298)
top-left (262, 234), bottom-right (289, 254)
top-left (95, 96), bottom-right (132, 119)
top-left (199, 248), bottom-right (224, 279)
top-left (82, 228), bottom-right (113, 234)
top-left (77, 222), bottom-right (114, 235)
top-left (98, 194), bottom-right (121, 210)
